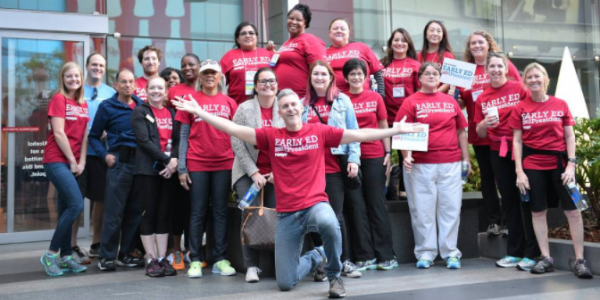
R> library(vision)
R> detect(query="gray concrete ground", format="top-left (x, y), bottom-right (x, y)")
top-left (1, 238), bottom-right (599, 300)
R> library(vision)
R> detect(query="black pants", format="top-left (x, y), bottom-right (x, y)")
top-left (135, 175), bottom-right (172, 235)
top-left (169, 182), bottom-right (191, 250)
top-left (473, 145), bottom-right (502, 226)
top-left (188, 170), bottom-right (231, 262)
top-left (234, 176), bottom-right (276, 268)
top-left (490, 151), bottom-right (540, 259)
top-left (345, 157), bottom-right (393, 261)
top-left (325, 173), bottom-right (348, 262)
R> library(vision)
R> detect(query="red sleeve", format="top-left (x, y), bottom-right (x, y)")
top-left (255, 127), bottom-right (269, 151)
top-left (228, 98), bottom-right (238, 120)
top-left (47, 94), bottom-right (67, 118)
top-left (322, 124), bottom-right (344, 148)
top-left (443, 51), bottom-right (456, 59)
top-left (417, 52), bottom-right (423, 62)
top-left (508, 105), bottom-right (523, 130)
top-left (413, 61), bottom-right (421, 90)
top-left (376, 94), bottom-right (387, 121)
top-left (305, 35), bottom-right (327, 65)
top-left (364, 44), bottom-right (384, 73)
top-left (396, 98), bottom-right (414, 123)
top-left (219, 53), bottom-right (231, 81)
top-left (473, 97), bottom-right (485, 124)
top-left (455, 102), bottom-right (468, 129)
top-left (562, 101), bottom-right (575, 126)
top-left (507, 60), bottom-right (521, 82)
top-left (175, 110), bottom-right (192, 125)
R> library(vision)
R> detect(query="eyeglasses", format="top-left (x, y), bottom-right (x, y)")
top-left (201, 59), bottom-right (219, 66)
top-left (348, 72), bottom-right (364, 78)
top-left (422, 72), bottom-right (440, 77)
top-left (487, 51), bottom-right (506, 57)
top-left (258, 79), bottom-right (277, 86)
top-left (239, 31), bottom-right (256, 37)
top-left (91, 87), bottom-right (98, 100)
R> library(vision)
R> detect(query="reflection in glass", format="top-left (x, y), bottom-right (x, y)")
top-left (0, 0), bottom-right (105, 14)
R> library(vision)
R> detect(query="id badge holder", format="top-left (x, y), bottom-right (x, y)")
top-left (392, 84), bottom-right (405, 98)
top-left (472, 89), bottom-right (483, 102)
top-left (245, 69), bottom-right (257, 95)
top-left (269, 54), bottom-right (280, 67)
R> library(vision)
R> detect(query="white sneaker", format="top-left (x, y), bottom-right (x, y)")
top-left (341, 260), bottom-right (362, 278)
top-left (245, 266), bottom-right (261, 283)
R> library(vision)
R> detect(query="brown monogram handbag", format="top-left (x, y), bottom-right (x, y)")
top-left (241, 190), bottom-right (276, 251)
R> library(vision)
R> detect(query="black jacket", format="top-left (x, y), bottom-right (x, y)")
top-left (131, 102), bottom-right (180, 176)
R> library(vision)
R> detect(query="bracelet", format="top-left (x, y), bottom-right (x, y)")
top-left (385, 151), bottom-right (391, 155)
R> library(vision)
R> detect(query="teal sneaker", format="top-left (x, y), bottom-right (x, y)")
top-left (60, 255), bottom-right (87, 273)
top-left (187, 261), bottom-right (203, 278)
top-left (496, 256), bottom-right (522, 268)
top-left (517, 257), bottom-right (536, 271)
top-left (377, 259), bottom-right (398, 270)
top-left (212, 259), bottom-right (236, 276)
top-left (355, 258), bottom-right (377, 271)
top-left (40, 252), bottom-right (63, 276)
top-left (446, 257), bottom-right (461, 269)
top-left (416, 258), bottom-right (433, 269)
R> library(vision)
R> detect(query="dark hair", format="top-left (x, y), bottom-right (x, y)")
top-left (233, 22), bottom-right (258, 49)
top-left (329, 18), bottom-right (350, 31)
top-left (137, 45), bottom-right (163, 63)
top-left (115, 68), bottom-right (134, 82)
top-left (381, 28), bottom-right (417, 67)
top-left (419, 21), bottom-right (453, 64)
top-left (86, 53), bottom-right (106, 66)
top-left (305, 60), bottom-right (339, 106)
top-left (160, 67), bottom-right (186, 84)
top-left (252, 67), bottom-right (277, 96)
top-left (417, 62), bottom-right (441, 78)
top-left (342, 58), bottom-right (367, 80)
top-left (288, 3), bottom-right (312, 29)
top-left (181, 53), bottom-right (200, 65)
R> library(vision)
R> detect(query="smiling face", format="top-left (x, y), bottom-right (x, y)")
top-left (391, 31), bottom-right (408, 57)
top-left (470, 34), bottom-right (490, 61)
top-left (329, 19), bottom-right (349, 46)
top-left (86, 54), bottom-right (106, 82)
top-left (255, 70), bottom-right (277, 98)
top-left (486, 56), bottom-right (507, 84)
top-left (278, 94), bottom-right (303, 125)
top-left (419, 65), bottom-right (440, 91)
top-left (63, 67), bottom-right (82, 93)
top-left (345, 67), bottom-right (365, 90)
top-left (310, 65), bottom-right (332, 94)
top-left (147, 77), bottom-right (167, 106)
top-left (167, 71), bottom-right (181, 88)
top-left (200, 69), bottom-right (221, 91)
top-left (236, 25), bottom-right (257, 51)
top-left (114, 70), bottom-right (136, 97)
top-left (426, 22), bottom-right (443, 46)
top-left (142, 50), bottom-right (160, 76)
top-left (181, 56), bottom-right (200, 83)
top-left (524, 68), bottom-right (548, 94)
top-left (287, 10), bottom-right (306, 37)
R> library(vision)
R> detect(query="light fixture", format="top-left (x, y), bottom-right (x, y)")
top-left (114, 32), bottom-right (121, 39)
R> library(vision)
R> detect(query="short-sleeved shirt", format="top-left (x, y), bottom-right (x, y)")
top-left (381, 57), bottom-right (421, 125)
top-left (134, 76), bottom-right (149, 102)
top-left (256, 106), bottom-right (274, 174)
top-left (150, 106), bottom-right (173, 152)
top-left (220, 48), bottom-right (273, 105)
top-left (167, 83), bottom-right (197, 108)
top-left (417, 51), bottom-right (455, 68)
top-left (473, 80), bottom-right (528, 151)
top-left (175, 92), bottom-right (238, 171)
top-left (508, 96), bottom-right (575, 170)
top-left (326, 42), bottom-right (384, 93)
top-left (348, 90), bottom-right (387, 159)
top-left (273, 33), bottom-right (326, 98)
top-left (307, 97), bottom-right (341, 174)
top-left (84, 83), bottom-right (116, 155)
top-left (255, 123), bottom-right (344, 212)
top-left (396, 91), bottom-right (468, 164)
top-left (43, 94), bottom-right (90, 164)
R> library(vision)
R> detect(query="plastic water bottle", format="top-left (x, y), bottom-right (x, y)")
top-left (370, 75), bottom-right (377, 93)
top-left (165, 139), bottom-right (172, 156)
top-left (461, 160), bottom-right (469, 185)
top-left (520, 190), bottom-right (530, 202)
top-left (238, 184), bottom-right (261, 210)
top-left (565, 182), bottom-right (589, 211)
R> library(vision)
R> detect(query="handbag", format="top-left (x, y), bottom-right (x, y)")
top-left (241, 190), bottom-right (276, 251)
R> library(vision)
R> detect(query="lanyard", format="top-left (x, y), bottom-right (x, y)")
top-left (391, 57), bottom-right (407, 85)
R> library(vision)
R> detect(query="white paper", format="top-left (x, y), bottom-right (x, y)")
top-left (392, 124), bottom-right (429, 152)
top-left (440, 58), bottom-right (477, 89)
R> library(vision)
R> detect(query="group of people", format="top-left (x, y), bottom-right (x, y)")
top-left (39, 3), bottom-right (592, 299)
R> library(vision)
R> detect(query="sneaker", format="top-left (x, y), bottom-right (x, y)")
top-left (158, 258), bottom-right (177, 276)
top-left (172, 251), bottom-right (185, 271)
top-left (130, 248), bottom-right (144, 259)
top-left (245, 266), bottom-right (261, 283)
top-left (487, 224), bottom-right (502, 236)
top-left (355, 258), bottom-right (377, 271)
top-left (571, 258), bottom-right (593, 279)
top-left (502, 226), bottom-right (509, 236)
top-left (88, 243), bottom-right (100, 258)
top-left (531, 256), bottom-right (554, 274)
top-left (60, 255), bottom-right (87, 273)
top-left (496, 256), bottom-right (522, 268)
top-left (184, 251), bottom-right (191, 264)
top-left (72, 246), bottom-right (92, 265)
top-left (517, 257), bottom-right (536, 271)
top-left (146, 259), bottom-right (165, 277)
top-left (377, 259), bottom-right (398, 270)
top-left (187, 261), bottom-right (202, 278)
top-left (40, 252), bottom-right (63, 276)
top-left (416, 258), bottom-right (433, 269)
top-left (328, 277), bottom-right (346, 298)
top-left (341, 260), bottom-right (361, 278)
top-left (313, 246), bottom-right (328, 282)
top-left (98, 258), bottom-right (117, 271)
top-left (117, 255), bottom-right (144, 267)
top-left (446, 257), bottom-right (461, 269)
top-left (212, 259), bottom-right (236, 276)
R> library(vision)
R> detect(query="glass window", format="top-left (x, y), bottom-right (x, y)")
top-left (0, 0), bottom-right (104, 14)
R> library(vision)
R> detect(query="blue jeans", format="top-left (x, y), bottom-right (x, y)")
top-left (44, 163), bottom-right (84, 256)
top-left (275, 202), bottom-right (342, 291)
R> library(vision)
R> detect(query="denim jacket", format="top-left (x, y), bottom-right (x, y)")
top-left (301, 92), bottom-right (361, 165)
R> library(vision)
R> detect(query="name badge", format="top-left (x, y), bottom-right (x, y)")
top-left (245, 70), bottom-right (257, 95)
top-left (472, 89), bottom-right (483, 102)
top-left (269, 54), bottom-right (280, 67)
top-left (393, 85), bottom-right (405, 98)
top-left (146, 114), bottom-right (155, 123)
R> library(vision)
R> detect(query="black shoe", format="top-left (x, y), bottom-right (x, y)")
top-left (98, 258), bottom-right (117, 271)
top-left (117, 255), bottom-right (144, 267)
top-left (328, 277), bottom-right (346, 298)
top-left (571, 258), bottom-right (593, 279)
top-left (313, 246), bottom-right (328, 282)
top-left (146, 259), bottom-right (165, 277)
top-left (89, 243), bottom-right (100, 258)
top-left (531, 256), bottom-right (554, 274)
top-left (158, 258), bottom-right (177, 276)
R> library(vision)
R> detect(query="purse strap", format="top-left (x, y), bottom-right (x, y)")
top-left (311, 105), bottom-right (327, 125)
top-left (258, 189), bottom-right (265, 216)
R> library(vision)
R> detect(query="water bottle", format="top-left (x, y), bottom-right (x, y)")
top-left (565, 182), bottom-right (589, 211)
top-left (461, 160), bottom-right (469, 185)
top-left (450, 85), bottom-right (460, 101)
top-left (370, 75), bottom-right (377, 93)
top-left (520, 190), bottom-right (530, 202)
top-left (238, 184), bottom-right (261, 210)
top-left (165, 139), bottom-right (172, 156)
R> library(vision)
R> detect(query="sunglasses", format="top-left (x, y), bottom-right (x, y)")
top-left (201, 59), bottom-right (219, 66)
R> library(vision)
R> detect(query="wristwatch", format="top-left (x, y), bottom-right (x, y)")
top-left (385, 151), bottom-right (392, 156)
top-left (568, 158), bottom-right (577, 164)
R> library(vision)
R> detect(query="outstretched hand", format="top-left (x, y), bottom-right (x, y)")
top-left (172, 95), bottom-right (201, 115)
top-left (395, 116), bottom-right (424, 134)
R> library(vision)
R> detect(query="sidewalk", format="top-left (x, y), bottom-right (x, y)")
top-left (1, 238), bottom-right (598, 300)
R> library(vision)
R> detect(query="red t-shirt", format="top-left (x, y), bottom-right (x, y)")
top-left (150, 106), bottom-right (173, 152)
top-left (473, 81), bottom-right (528, 151)
top-left (382, 57), bottom-right (421, 125)
top-left (326, 42), bottom-right (384, 93)
top-left (460, 61), bottom-right (521, 145)
top-left (255, 123), bottom-right (344, 212)
top-left (220, 48), bottom-right (273, 105)
top-left (307, 97), bottom-right (341, 174)
top-left (508, 96), bottom-right (575, 170)
top-left (396, 92), bottom-right (468, 164)
top-left (175, 92), bottom-right (238, 171)
top-left (417, 51), bottom-right (455, 68)
top-left (348, 90), bottom-right (387, 159)
top-left (43, 94), bottom-right (89, 164)
top-left (273, 33), bottom-right (326, 98)
top-left (134, 77), bottom-right (148, 102)
top-left (167, 83), bottom-right (196, 108)
top-left (256, 106), bottom-right (274, 174)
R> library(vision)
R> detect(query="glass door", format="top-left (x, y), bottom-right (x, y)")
top-left (0, 31), bottom-right (91, 244)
